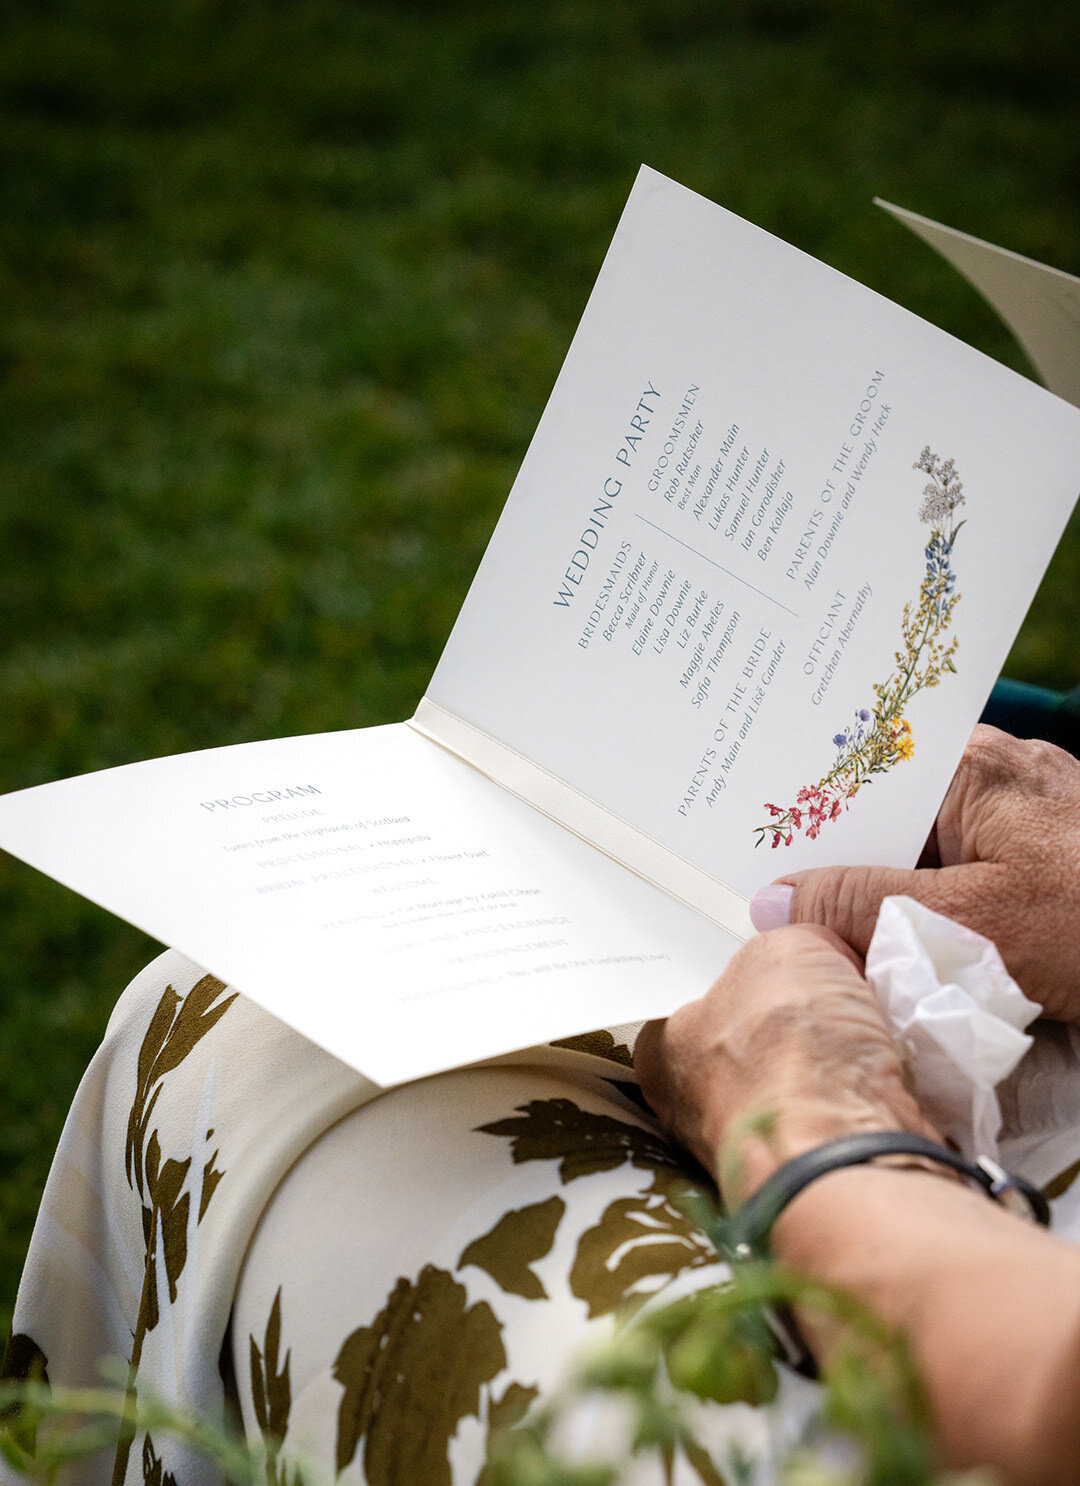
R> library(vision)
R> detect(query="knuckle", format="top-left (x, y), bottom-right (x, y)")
top-left (961, 725), bottom-right (1028, 788)
top-left (952, 731), bottom-right (1080, 862)
top-left (963, 727), bottom-right (1077, 799)
top-left (735, 922), bottom-right (832, 977)
top-left (827, 866), bottom-right (867, 936)
top-left (769, 921), bottom-right (846, 960)
top-left (930, 872), bottom-right (988, 929)
top-left (735, 922), bottom-right (860, 1001)
top-left (795, 867), bottom-right (877, 952)
top-left (728, 930), bottom-right (778, 974)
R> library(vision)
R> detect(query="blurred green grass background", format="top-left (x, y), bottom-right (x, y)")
top-left (3, 0), bottom-right (1080, 1332)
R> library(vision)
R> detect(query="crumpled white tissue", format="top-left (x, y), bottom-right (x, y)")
top-left (865, 895), bottom-right (1041, 1161)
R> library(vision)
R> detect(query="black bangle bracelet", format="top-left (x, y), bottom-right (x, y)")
top-left (719, 1131), bottom-right (1050, 1264)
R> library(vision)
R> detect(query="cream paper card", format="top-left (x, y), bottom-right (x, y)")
top-left (0, 725), bottom-right (738, 1088)
top-left (424, 168), bottom-right (1080, 900)
top-left (1, 167), bottom-right (1079, 1086)
top-left (876, 198), bottom-right (1080, 410)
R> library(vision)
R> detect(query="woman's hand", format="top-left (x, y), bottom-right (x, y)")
top-left (637, 857), bottom-right (1080, 1486)
top-left (634, 923), bottom-right (937, 1200)
top-left (756, 725), bottom-right (1080, 1022)
top-left (638, 922), bottom-right (1080, 1484)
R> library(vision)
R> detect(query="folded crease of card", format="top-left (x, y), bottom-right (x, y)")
top-left (409, 696), bottom-right (754, 939)
top-left (3, 166), bottom-right (1080, 1086)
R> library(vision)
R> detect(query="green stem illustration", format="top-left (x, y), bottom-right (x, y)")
top-left (754, 448), bottom-right (963, 848)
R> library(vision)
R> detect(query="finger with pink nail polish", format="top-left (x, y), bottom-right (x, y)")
top-left (749, 883), bottom-right (794, 933)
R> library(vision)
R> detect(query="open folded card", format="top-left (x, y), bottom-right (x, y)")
top-left (2, 167), bottom-right (1079, 1086)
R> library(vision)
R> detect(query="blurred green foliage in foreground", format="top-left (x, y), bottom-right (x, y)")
top-left (3, 0), bottom-right (1080, 1331)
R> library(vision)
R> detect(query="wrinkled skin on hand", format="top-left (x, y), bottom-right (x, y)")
top-left (783, 726), bottom-right (1080, 1022)
top-left (634, 925), bottom-right (938, 1201)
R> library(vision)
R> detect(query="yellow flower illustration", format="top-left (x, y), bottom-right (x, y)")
top-left (755, 448), bottom-right (960, 848)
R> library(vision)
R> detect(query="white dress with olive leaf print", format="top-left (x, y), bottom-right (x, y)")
top-left (3, 950), bottom-right (819, 1485)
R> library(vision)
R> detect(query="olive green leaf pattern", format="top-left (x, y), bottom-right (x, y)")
top-left (333, 1264), bottom-right (506, 1486)
top-left (249, 1288), bottom-right (293, 1486)
top-left (477, 1098), bottom-right (681, 1185)
top-left (125, 975), bottom-right (237, 1206)
top-left (549, 1030), bottom-right (634, 1068)
top-left (0, 1333), bottom-right (49, 1455)
top-left (112, 974), bottom-right (236, 1486)
top-left (602, 1077), bottom-right (654, 1118)
top-left (140, 1434), bottom-right (178, 1486)
top-left (200, 1133), bottom-right (225, 1221)
top-left (458, 1196), bottom-right (565, 1300)
top-left (1044, 1154), bottom-right (1080, 1201)
top-left (681, 1434), bottom-right (731, 1486)
top-left (475, 1382), bottom-right (540, 1486)
top-left (477, 1099), bottom-right (718, 1321)
top-left (0, 1333), bottom-right (48, 1389)
top-left (569, 1170), bottom-right (716, 1319)
top-left (140, 1139), bottom-right (191, 1332)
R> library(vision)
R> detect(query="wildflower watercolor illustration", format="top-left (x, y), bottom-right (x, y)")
top-left (754, 448), bottom-right (963, 849)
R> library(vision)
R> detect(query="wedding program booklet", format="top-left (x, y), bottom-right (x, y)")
top-left (2, 167), bottom-right (1080, 1087)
